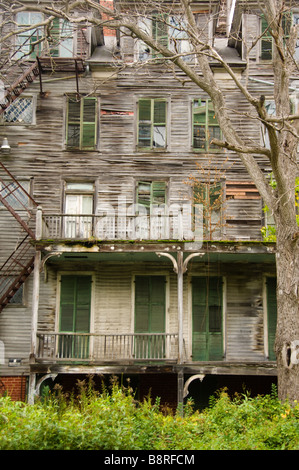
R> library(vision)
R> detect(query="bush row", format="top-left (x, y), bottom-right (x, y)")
top-left (1, 380), bottom-right (299, 450)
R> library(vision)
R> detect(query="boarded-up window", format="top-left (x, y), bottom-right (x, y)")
top-left (192, 276), bottom-right (223, 361)
top-left (193, 99), bottom-right (221, 151)
top-left (266, 277), bottom-right (277, 361)
top-left (137, 99), bottom-right (167, 148)
top-left (66, 95), bottom-right (97, 150)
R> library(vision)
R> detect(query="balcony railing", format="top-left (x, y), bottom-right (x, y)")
top-left (36, 332), bottom-right (179, 362)
top-left (41, 212), bottom-right (199, 241)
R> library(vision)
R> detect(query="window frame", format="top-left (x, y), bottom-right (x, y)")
top-left (65, 95), bottom-right (98, 151)
top-left (49, 18), bottom-right (74, 58)
top-left (192, 99), bottom-right (222, 152)
top-left (15, 11), bottom-right (44, 60)
top-left (260, 12), bottom-right (293, 62)
top-left (63, 181), bottom-right (95, 238)
top-left (1, 95), bottom-right (36, 125)
top-left (137, 97), bottom-right (167, 150)
top-left (193, 181), bottom-right (224, 240)
top-left (136, 180), bottom-right (167, 213)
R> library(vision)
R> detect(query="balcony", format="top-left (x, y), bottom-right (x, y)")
top-left (40, 210), bottom-right (201, 241)
top-left (36, 332), bottom-right (179, 363)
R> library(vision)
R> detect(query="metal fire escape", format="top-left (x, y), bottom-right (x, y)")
top-left (0, 32), bottom-right (86, 312)
top-left (0, 162), bottom-right (38, 312)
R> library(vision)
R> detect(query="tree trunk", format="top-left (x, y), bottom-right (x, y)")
top-left (275, 227), bottom-right (299, 404)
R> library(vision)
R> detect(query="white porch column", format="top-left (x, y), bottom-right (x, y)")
top-left (28, 250), bottom-right (41, 404)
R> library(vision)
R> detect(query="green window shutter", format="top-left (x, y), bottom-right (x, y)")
top-left (67, 97), bottom-right (81, 148)
top-left (82, 97), bottom-right (97, 149)
top-left (261, 16), bottom-right (273, 60)
top-left (267, 277), bottom-right (277, 360)
top-left (59, 275), bottom-right (91, 333)
top-left (152, 181), bottom-right (166, 205)
top-left (138, 99), bottom-right (152, 147)
top-left (261, 13), bottom-right (291, 60)
top-left (60, 276), bottom-right (76, 332)
top-left (137, 181), bottom-right (152, 209)
top-left (192, 277), bottom-right (223, 361)
top-left (135, 276), bottom-right (165, 333)
top-left (152, 14), bottom-right (169, 55)
top-left (50, 17), bottom-right (60, 57)
top-left (207, 102), bottom-right (221, 149)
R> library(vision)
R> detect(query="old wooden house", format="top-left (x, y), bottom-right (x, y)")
top-left (0, 0), bottom-right (296, 408)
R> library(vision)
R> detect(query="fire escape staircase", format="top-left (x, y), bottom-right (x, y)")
top-left (0, 61), bottom-right (40, 113)
top-left (0, 162), bottom-right (38, 312)
top-left (0, 48), bottom-right (86, 311)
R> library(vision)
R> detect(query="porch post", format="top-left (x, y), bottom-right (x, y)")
top-left (177, 251), bottom-right (184, 364)
top-left (28, 250), bottom-right (41, 404)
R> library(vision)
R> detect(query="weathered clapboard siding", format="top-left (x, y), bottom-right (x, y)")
top-left (0, 275), bottom-right (32, 375)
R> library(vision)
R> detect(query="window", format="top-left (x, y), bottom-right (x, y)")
top-left (261, 98), bottom-right (294, 148)
top-left (138, 15), bottom-right (192, 61)
top-left (193, 182), bottom-right (223, 240)
top-left (3, 97), bottom-right (34, 124)
top-left (66, 95), bottom-right (98, 150)
top-left (266, 277), bottom-right (277, 360)
top-left (9, 284), bottom-right (24, 305)
top-left (64, 182), bottom-right (94, 238)
top-left (192, 99), bottom-right (221, 151)
top-left (138, 14), bottom-right (168, 60)
top-left (192, 276), bottom-right (223, 361)
top-left (16, 12), bottom-right (43, 59)
top-left (135, 181), bottom-right (167, 239)
top-left (260, 13), bottom-right (292, 61)
top-left (137, 98), bottom-right (167, 149)
top-left (58, 275), bottom-right (92, 359)
top-left (49, 18), bottom-right (73, 58)
top-left (0, 179), bottom-right (31, 210)
top-left (134, 275), bottom-right (166, 359)
top-left (136, 181), bottom-right (166, 210)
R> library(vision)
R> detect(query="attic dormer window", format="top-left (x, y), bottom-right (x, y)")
top-left (49, 18), bottom-right (73, 58)
top-left (260, 12), bottom-right (292, 61)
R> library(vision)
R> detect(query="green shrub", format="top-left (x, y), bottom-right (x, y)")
top-left (0, 381), bottom-right (299, 450)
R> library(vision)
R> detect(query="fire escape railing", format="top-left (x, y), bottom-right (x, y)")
top-left (0, 162), bottom-right (38, 312)
top-left (0, 62), bottom-right (40, 114)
